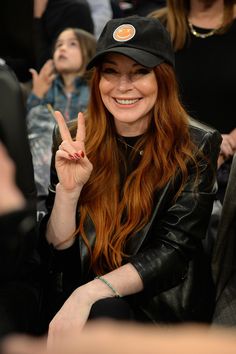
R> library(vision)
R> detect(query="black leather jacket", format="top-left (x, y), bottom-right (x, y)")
top-left (39, 118), bottom-right (222, 325)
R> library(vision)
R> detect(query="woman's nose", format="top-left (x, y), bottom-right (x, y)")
top-left (117, 74), bottom-right (133, 91)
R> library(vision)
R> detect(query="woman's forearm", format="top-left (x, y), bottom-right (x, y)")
top-left (46, 183), bottom-right (82, 249)
top-left (78, 263), bottom-right (144, 305)
top-left (101, 263), bottom-right (144, 297)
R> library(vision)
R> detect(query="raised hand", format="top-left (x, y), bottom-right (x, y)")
top-left (29, 59), bottom-right (56, 98)
top-left (54, 111), bottom-right (93, 191)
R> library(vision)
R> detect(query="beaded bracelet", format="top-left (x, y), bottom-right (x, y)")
top-left (95, 276), bottom-right (122, 298)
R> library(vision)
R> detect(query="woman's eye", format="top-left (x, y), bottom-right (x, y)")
top-left (135, 68), bottom-right (151, 75)
top-left (102, 68), bottom-right (117, 74)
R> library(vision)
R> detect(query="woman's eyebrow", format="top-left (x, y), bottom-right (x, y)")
top-left (102, 59), bottom-right (116, 65)
top-left (102, 59), bottom-right (143, 68)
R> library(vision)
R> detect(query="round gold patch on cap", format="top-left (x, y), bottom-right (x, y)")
top-left (113, 24), bottom-right (136, 42)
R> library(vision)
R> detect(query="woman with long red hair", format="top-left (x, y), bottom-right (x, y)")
top-left (38, 16), bottom-right (222, 348)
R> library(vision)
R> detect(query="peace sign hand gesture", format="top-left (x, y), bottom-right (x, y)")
top-left (54, 111), bottom-right (93, 192)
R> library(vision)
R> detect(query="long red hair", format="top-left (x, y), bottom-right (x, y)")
top-left (70, 63), bottom-right (197, 274)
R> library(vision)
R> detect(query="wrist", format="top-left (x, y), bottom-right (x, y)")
top-left (77, 279), bottom-right (118, 306)
top-left (95, 276), bottom-right (121, 298)
top-left (56, 183), bottom-right (82, 201)
top-left (32, 89), bottom-right (45, 99)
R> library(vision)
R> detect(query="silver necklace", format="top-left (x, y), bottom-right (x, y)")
top-left (117, 137), bottom-right (144, 156)
top-left (188, 21), bottom-right (220, 38)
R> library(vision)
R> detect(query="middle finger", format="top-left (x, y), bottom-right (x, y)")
top-left (76, 112), bottom-right (86, 142)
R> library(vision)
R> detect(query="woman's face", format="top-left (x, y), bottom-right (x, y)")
top-left (53, 29), bottom-right (82, 74)
top-left (99, 53), bottom-right (158, 136)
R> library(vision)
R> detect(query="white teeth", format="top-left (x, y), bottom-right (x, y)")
top-left (115, 98), bottom-right (139, 105)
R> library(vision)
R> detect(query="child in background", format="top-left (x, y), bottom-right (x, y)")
top-left (26, 28), bottom-right (96, 214)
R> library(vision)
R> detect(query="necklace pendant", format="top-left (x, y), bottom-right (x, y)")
top-left (188, 21), bottom-right (219, 39)
top-left (117, 137), bottom-right (144, 156)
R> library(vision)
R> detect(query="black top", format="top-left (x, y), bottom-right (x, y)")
top-left (38, 119), bottom-right (221, 329)
top-left (175, 19), bottom-right (236, 134)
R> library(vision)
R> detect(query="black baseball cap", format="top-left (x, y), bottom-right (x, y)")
top-left (87, 16), bottom-right (175, 70)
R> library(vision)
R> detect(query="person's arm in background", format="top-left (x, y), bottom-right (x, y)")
top-left (0, 143), bottom-right (25, 215)
top-left (53, 321), bottom-right (236, 354)
top-left (0, 142), bottom-right (36, 280)
top-left (27, 59), bottom-right (56, 111)
top-left (218, 128), bottom-right (236, 168)
top-left (2, 321), bottom-right (236, 354)
top-left (28, 1), bottom-right (56, 110)
top-left (0, 62), bottom-right (37, 207)
top-left (34, 0), bottom-right (48, 18)
top-left (32, 0), bottom-right (52, 72)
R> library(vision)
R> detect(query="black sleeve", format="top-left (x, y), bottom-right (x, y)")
top-left (130, 129), bottom-right (222, 294)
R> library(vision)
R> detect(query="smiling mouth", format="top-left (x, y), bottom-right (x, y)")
top-left (114, 98), bottom-right (140, 105)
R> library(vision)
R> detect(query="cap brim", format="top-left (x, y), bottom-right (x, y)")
top-left (87, 47), bottom-right (164, 70)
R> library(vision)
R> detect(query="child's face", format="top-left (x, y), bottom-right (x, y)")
top-left (53, 29), bottom-right (82, 74)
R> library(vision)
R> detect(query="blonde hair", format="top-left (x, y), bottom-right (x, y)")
top-left (149, 0), bottom-right (235, 50)
top-left (59, 63), bottom-right (201, 274)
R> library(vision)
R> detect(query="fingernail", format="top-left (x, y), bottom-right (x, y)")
top-left (74, 153), bottom-right (80, 159)
top-left (76, 151), bottom-right (84, 158)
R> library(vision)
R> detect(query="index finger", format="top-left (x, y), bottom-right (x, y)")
top-left (54, 110), bottom-right (73, 142)
top-left (76, 112), bottom-right (86, 142)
